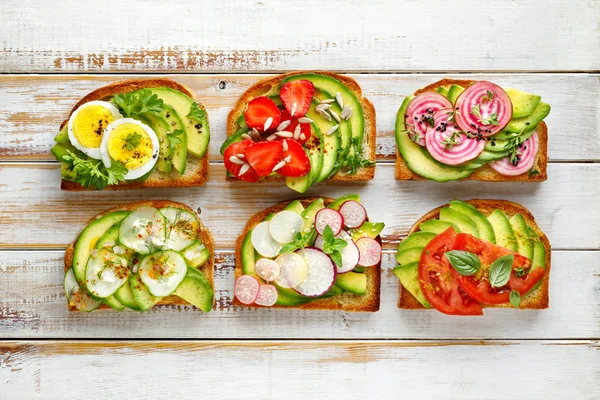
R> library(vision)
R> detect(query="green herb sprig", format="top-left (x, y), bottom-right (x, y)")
top-left (187, 102), bottom-right (206, 121)
top-left (471, 104), bottom-right (499, 126)
top-left (279, 230), bottom-right (316, 254)
top-left (62, 150), bottom-right (127, 190)
top-left (111, 89), bottom-right (164, 118)
top-left (320, 225), bottom-right (347, 268)
top-left (123, 132), bottom-right (142, 151)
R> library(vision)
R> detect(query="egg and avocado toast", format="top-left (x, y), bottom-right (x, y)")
top-left (51, 79), bottom-right (210, 190)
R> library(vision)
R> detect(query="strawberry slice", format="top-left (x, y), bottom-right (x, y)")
top-left (244, 97), bottom-right (281, 132)
top-left (244, 141), bottom-right (284, 177)
top-left (279, 80), bottom-right (315, 117)
top-left (276, 139), bottom-right (310, 177)
top-left (223, 140), bottom-right (259, 182)
top-left (278, 110), bottom-right (311, 145)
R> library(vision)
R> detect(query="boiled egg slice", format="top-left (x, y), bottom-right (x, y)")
top-left (100, 118), bottom-right (160, 180)
top-left (67, 100), bottom-right (123, 159)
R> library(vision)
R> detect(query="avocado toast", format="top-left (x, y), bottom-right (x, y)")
top-left (233, 195), bottom-right (383, 311)
top-left (51, 79), bottom-right (210, 190)
top-left (395, 79), bottom-right (549, 182)
top-left (64, 200), bottom-right (214, 312)
top-left (222, 71), bottom-right (376, 193)
top-left (393, 199), bottom-right (550, 315)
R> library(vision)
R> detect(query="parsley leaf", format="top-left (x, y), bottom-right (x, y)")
top-left (167, 129), bottom-right (184, 149)
top-left (187, 102), bottom-right (206, 121)
top-left (529, 169), bottom-right (540, 177)
top-left (111, 89), bottom-right (164, 118)
top-left (123, 132), bottom-right (142, 151)
top-left (61, 150), bottom-right (127, 190)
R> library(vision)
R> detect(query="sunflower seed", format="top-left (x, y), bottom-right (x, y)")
top-left (236, 153), bottom-right (245, 159)
top-left (241, 133), bottom-right (253, 141)
top-left (282, 140), bottom-right (289, 151)
top-left (298, 117), bottom-right (313, 124)
top-left (291, 102), bottom-right (297, 117)
top-left (293, 125), bottom-right (302, 139)
top-left (284, 155), bottom-right (292, 163)
top-left (272, 160), bottom-right (286, 172)
top-left (319, 99), bottom-right (335, 104)
top-left (263, 117), bottom-right (273, 131)
top-left (276, 131), bottom-right (293, 138)
top-left (318, 109), bottom-right (332, 122)
top-left (277, 120), bottom-right (291, 131)
top-left (335, 92), bottom-right (344, 108)
top-left (326, 125), bottom-right (339, 136)
top-left (266, 134), bottom-right (278, 141)
top-left (239, 163), bottom-right (250, 176)
top-left (316, 103), bottom-right (331, 112)
top-left (341, 105), bottom-right (353, 120)
top-left (229, 156), bottom-right (245, 165)
top-left (299, 133), bottom-right (306, 141)
top-left (330, 110), bottom-right (341, 123)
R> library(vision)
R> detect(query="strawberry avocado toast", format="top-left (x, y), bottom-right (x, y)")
top-left (64, 201), bottom-right (214, 312)
top-left (393, 199), bottom-right (550, 315)
top-left (222, 71), bottom-right (377, 193)
top-left (233, 195), bottom-right (384, 311)
top-left (395, 79), bottom-right (550, 182)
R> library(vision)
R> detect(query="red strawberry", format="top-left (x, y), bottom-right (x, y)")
top-left (244, 141), bottom-right (284, 177)
top-left (279, 80), bottom-right (315, 118)
top-left (223, 140), bottom-right (259, 182)
top-left (278, 109), bottom-right (311, 145)
top-left (244, 97), bottom-right (281, 132)
top-left (276, 139), bottom-right (310, 177)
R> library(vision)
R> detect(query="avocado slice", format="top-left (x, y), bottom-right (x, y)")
top-left (349, 222), bottom-right (385, 240)
top-left (301, 198), bottom-right (325, 232)
top-left (436, 86), bottom-right (450, 98)
top-left (141, 112), bottom-right (174, 174)
top-left (503, 102), bottom-right (551, 134)
top-left (335, 272), bottom-right (367, 295)
top-left (447, 84), bottom-right (465, 104)
top-left (285, 121), bottom-right (323, 193)
top-left (395, 246), bottom-right (423, 266)
top-left (54, 125), bottom-right (69, 144)
top-left (525, 241), bottom-right (547, 296)
top-left (487, 210), bottom-right (518, 251)
top-left (182, 240), bottom-right (210, 268)
top-left (397, 231), bottom-right (436, 253)
top-left (393, 262), bottom-right (431, 308)
top-left (306, 98), bottom-right (341, 182)
top-left (418, 219), bottom-right (458, 235)
top-left (449, 200), bottom-right (495, 243)
top-left (505, 88), bottom-right (542, 119)
top-left (439, 207), bottom-right (480, 237)
top-left (51, 142), bottom-right (80, 182)
top-left (174, 267), bottom-right (213, 312)
top-left (129, 274), bottom-right (162, 311)
top-left (485, 129), bottom-right (535, 153)
top-left (241, 230), bottom-right (257, 276)
top-left (509, 214), bottom-right (535, 260)
top-left (220, 125), bottom-right (248, 155)
top-left (162, 104), bottom-right (187, 175)
top-left (327, 194), bottom-right (360, 210)
top-left (114, 281), bottom-right (142, 311)
top-left (103, 295), bottom-right (126, 311)
top-left (473, 150), bottom-right (511, 163)
top-left (284, 200), bottom-right (305, 215)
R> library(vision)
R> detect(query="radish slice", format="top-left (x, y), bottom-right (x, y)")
top-left (425, 107), bottom-right (485, 165)
top-left (255, 258), bottom-right (281, 282)
top-left (235, 275), bottom-right (260, 305)
top-left (251, 221), bottom-right (283, 258)
top-left (489, 132), bottom-right (539, 176)
top-left (314, 230), bottom-right (360, 273)
top-left (356, 237), bottom-right (382, 267)
top-left (269, 211), bottom-right (304, 243)
top-left (276, 252), bottom-right (308, 287)
top-left (404, 92), bottom-right (452, 146)
top-left (339, 201), bottom-right (367, 228)
top-left (314, 208), bottom-right (343, 236)
top-left (255, 284), bottom-right (278, 306)
top-left (293, 248), bottom-right (336, 297)
top-left (454, 81), bottom-right (512, 136)
top-left (274, 271), bottom-right (292, 289)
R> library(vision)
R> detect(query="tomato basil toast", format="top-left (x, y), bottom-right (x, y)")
top-left (393, 199), bottom-right (550, 315)
top-left (51, 79), bottom-right (210, 190)
top-left (233, 195), bottom-right (383, 311)
top-left (395, 79), bottom-right (550, 182)
top-left (64, 200), bottom-right (214, 312)
top-left (222, 71), bottom-right (376, 193)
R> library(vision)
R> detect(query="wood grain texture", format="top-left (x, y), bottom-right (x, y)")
top-left (1, 0), bottom-right (598, 73)
top-left (1, 251), bottom-right (598, 339)
top-left (0, 74), bottom-right (598, 161)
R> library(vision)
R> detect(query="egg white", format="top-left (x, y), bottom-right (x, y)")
top-left (100, 118), bottom-right (160, 180)
top-left (67, 101), bottom-right (123, 159)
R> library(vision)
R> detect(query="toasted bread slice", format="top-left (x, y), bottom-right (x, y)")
top-left (64, 200), bottom-right (215, 311)
top-left (395, 79), bottom-right (548, 182)
top-left (59, 79), bottom-right (209, 190)
top-left (233, 197), bottom-right (381, 311)
top-left (226, 71), bottom-right (376, 182)
top-left (398, 199), bottom-right (551, 310)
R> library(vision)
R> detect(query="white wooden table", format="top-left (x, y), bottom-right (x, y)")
top-left (1, 1), bottom-right (599, 399)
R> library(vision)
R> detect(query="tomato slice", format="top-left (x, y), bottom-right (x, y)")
top-left (418, 228), bottom-right (483, 316)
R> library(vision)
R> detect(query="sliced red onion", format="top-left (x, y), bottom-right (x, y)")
top-left (489, 132), bottom-right (539, 176)
top-left (454, 81), bottom-right (512, 136)
top-left (404, 92), bottom-right (452, 146)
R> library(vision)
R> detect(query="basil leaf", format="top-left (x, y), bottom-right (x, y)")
top-left (323, 225), bottom-right (334, 243)
top-left (489, 254), bottom-right (514, 288)
top-left (279, 243), bottom-right (298, 254)
top-left (329, 251), bottom-right (342, 268)
top-left (444, 250), bottom-right (481, 276)
top-left (509, 290), bottom-right (521, 308)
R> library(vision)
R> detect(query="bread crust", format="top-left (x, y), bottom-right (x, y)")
top-left (233, 197), bottom-right (381, 312)
top-left (397, 199), bottom-right (551, 310)
top-left (395, 78), bottom-right (548, 182)
top-left (58, 79), bottom-right (209, 190)
top-left (225, 71), bottom-right (376, 182)
top-left (64, 200), bottom-right (215, 311)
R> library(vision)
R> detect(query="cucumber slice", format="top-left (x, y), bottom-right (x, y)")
top-left (138, 250), bottom-right (188, 297)
top-left (114, 281), bottom-right (142, 311)
top-left (160, 207), bottom-right (200, 251)
top-left (174, 267), bottom-right (213, 312)
top-left (85, 249), bottom-right (130, 298)
top-left (129, 274), bottom-right (161, 311)
top-left (96, 224), bottom-right (135, 260)
top-left (182, 241), bottom-right (210, 268)
top-left (64, 268), bottom-right (102, 312)
top-left (119, 206), bottom-right (166, 254)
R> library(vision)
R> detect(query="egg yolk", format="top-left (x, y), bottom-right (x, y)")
top-left (73, 106), bottom-right (116, 148)
top-left (107, 124), bottom-right (153, 170)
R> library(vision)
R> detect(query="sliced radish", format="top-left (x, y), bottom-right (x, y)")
top-left (314, 230), bottom-right (360, 273)
top-left (251, 221), bottom-right (282, 258)
top-left (404, 92), bottom-right (452, 146)
top-left (314, 208), bottom-right (343, 236)
top-left (269, 210), bottom-right (304, 243)
top-left (454, 81), bottom-right (512, 136)
top-left (255, 258), bottom-right (281, 282)
top-left (356, 237), bottom-right (382, 267)
top-left (255, 284), bottom-right (278, 306)
top-left (339, 200), bottom-right (367, 228)
top-left (235, 275), bottom-right (260, 305)
top-left (276, 252), bottom-right (308, 287)
top-left (489, 131), bottom-right (539, 176)
top-left (425, 107), bottom-right (485, 165)
top-left (274, 271), bottom-right (292, 289)
top-left (293, 248), bottom-right (336, 297)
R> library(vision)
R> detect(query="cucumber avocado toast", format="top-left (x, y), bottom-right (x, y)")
top-left (233, 195), bottom-right (383, 311)
top-left (64, 200), bottom-right (214, 312)
top-left (222, 71), bottom-right (376, 193)
top-left (395, 79), bottom-right (549, 182)
top-left (394, 199), bottom-right (550, 315)
top-left (51, 79), bottom-right (210, 190)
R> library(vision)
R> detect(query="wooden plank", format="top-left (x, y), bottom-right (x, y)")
top-left (0, 250), bottom-right (598, 339)
top-left (1, 73), bottom-right (598, 161)
top-left (1, 340), bottom-right (598, 399)
top-left (1, 0), bottom-right (598, 72)
top-left (0, 163), bottom-right (598, 250)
